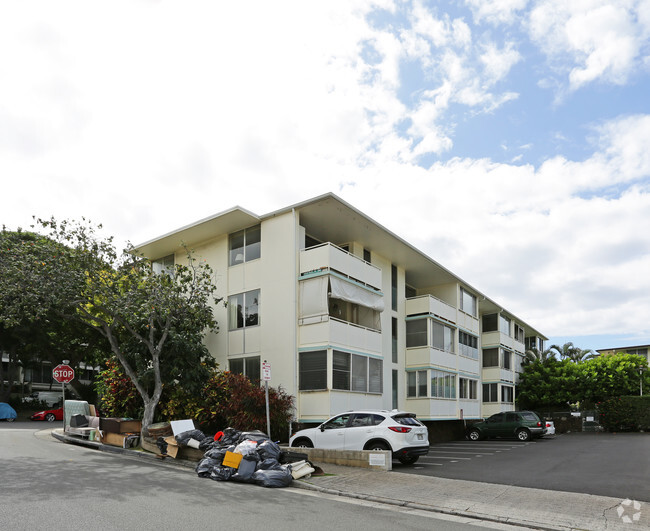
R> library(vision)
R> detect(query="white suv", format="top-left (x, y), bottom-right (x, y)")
top-left (289, 410), bottom-right (429, 465)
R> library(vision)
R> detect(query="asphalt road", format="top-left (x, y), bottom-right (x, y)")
top-left (0, 423), bottom-right (518, 531)
top-left (396, 432), bottom-right (650, 502)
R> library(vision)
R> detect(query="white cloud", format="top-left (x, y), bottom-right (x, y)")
top-left (528, 0), bottom-right (650, 91)
top-left (1, 1), bottom-right (649, 344)
top-left (465, 0), bottom-right (529, 25)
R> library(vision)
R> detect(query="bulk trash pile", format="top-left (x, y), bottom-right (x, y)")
top-left (164, 427), bottom-right (315, 488)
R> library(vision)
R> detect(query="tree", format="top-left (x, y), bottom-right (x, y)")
top-left (517, 353), bottom-right (649, 410)
top-left (0, 229), bottom-right (109, 401)
top-left (523, 347), bottom-right (556, 365)
top-left (549, 342), bottom-right (596, 363)
top-left (2, 218), bottom-right (221, 432)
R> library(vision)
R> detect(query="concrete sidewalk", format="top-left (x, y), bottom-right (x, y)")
top-left (51, 429), bottom-right (646, 530)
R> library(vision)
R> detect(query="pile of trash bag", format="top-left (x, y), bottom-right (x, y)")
top-left (174, 427), bottom-right (314, 488)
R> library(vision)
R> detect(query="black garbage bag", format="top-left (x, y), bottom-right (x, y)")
top-left (219, 428), bottom-right (241, 446)
top-left (257, 440), bottom-right (281, 461)
top-left (279, 450), bottom-right (309, 464)
top-left (156, 436), bottom-right (168, 455)
top-left (175, 429), bottom-right (207, 446)
top-left (199, 437), bottom-right (217, 451)
top-left (210, 466), bottom-right (235, 482)
top-left (231, 455), bottom-right (259, 483)
top-left (203, 447), bottom-right (228, 462)
top-left (238, 431), bottom-right (269, 444)
top-left (196, 457), bottom-right (222, 478)
top-left (252, 467), bottom-right (293, 488)
top-left (256, 458), bottom-right (283, 471)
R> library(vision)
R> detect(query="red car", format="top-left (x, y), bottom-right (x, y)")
top-left (31, 407), bottom-right (63, 422)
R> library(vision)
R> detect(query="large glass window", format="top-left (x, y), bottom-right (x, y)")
top-left (502, 385), bottom-right (514, 403)
top-left (406, 319), bottom-right (427, 347)
top-left (333, 351), bottom-right (350, 390)
top-left (407, 370), bottom-right (427, 398)
top-left (431, 370), bottom-right (456, 398)
top-left (332, 351), bottom-right (382, 394)
top-left (502, 349), bottom-right (512, 370)
top-left (351, 355), bottom-right (368, 392)
top-left (499, 314), bottom-right (511, 336)
top-left (299, 351), bottom-right (327, 390)
top-left (482, 348), bottom-right (499, 367)
top-left (229, 356), bottom-right (260, 382)
top-left (228, 289), bottom-right (260, 330)
top-left (152, 254), bottom-right (174, 276)
top-left (460, 288), bottom-right (477, 317)
top-left (459, 378), bottom-right (477, 399)
top-left (459, 331), bottom-right (479, 359)
top-left (431, 321), bottom-right (454, 353)
top-left (391, 264), bottom-right (398, 311)
top-left (368, 358), bottom-right (383, 394)
top-left (229, 225), bottom-right (261, 266)
top-left (514, 324), bottom-right (524, 342)
top-left (391, 318), bottom-right (398, 363)
top-left (482, 383), bottom-right (498, 402)
top-left (482, 313), bottom-right (498, 332)
top-left (392, 370), bottom-right (398, 409)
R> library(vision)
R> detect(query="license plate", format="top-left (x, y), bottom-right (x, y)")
top-left (417, 434), bottom-right (423, 440)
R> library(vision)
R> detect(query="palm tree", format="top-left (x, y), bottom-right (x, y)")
top-left (523, 348), bottom-right (556, 365)
top-left (550, 342), bottom-right (596, 363)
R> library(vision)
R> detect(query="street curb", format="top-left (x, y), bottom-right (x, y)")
top-left (51, 429), bottom-right (567, 531)
top-left (290, 480), bottom-right (566, 531)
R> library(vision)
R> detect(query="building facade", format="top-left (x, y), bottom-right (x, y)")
top-left (137, 194), bottom-right (546, 428)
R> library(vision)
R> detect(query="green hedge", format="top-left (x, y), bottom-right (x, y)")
top-left (597, 396), bottom-right (650, 431)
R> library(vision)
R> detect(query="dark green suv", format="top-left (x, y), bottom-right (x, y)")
top-left (467, 411), bottom-right (546, 442)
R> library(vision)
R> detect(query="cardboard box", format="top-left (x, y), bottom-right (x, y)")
top-left (100, 431), bottom-right (140, 448)
top-left (100, 418), bottom-right (142, 434)
top-left (163, 435), bottom-right (180, 458)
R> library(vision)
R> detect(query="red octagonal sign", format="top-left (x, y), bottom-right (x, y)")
top-left (52, 364), bottom-right (75, 384)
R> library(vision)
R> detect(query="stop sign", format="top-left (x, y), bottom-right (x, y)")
top-left (52, 364), bottom-right (75, 384)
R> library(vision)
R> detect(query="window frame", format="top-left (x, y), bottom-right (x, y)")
top-left (229, 225), bottom-right (261, 266)
top-left (228, 289), bottom-right (260, 330)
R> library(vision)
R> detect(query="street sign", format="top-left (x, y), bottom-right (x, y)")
top-left (262, 361), bottom-right (271, 381)
top-left (52, 364), bottom-right (75, 384)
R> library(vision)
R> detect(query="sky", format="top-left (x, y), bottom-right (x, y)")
top-left (1, 1), bottom-right (649, 353)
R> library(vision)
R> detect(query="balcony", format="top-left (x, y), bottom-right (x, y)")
top-left (300, 243), bottom-right (382, 290)
top-left (406, 295), bottom-right (456, 324)
top-left (298, 316), bottom-right (382, 354)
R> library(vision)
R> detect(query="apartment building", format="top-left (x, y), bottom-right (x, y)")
top-left (137, 193), bottom-right (546, 431)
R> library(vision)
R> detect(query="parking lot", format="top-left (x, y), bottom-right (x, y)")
top-left (396, 432), bottom-right (650, 502)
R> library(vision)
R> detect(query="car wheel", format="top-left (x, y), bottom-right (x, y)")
top-left (6, 418), bottom-right (15, 422)
top-left (367, 442), bottom-right (389, 452)
top-left (516, 428), bottom-right (531, 442)
top-left (398, 455), bottom-right (419, 465)
top-left (291, 438), bottom-right (313, 448)
top-left (45, 413), bottom-right (56, 422)
top-left (468, 428), bottom-right (481, 441)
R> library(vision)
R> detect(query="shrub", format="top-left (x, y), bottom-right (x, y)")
top-left (98, 361), bottom-right (294, 441)
top-left (598, 396), bottom-right (650, 431)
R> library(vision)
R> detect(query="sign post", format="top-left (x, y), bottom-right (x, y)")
top-left (53, 363), bottom-right (74, 430)
top-left (262, 361), bottom-right (271, 438)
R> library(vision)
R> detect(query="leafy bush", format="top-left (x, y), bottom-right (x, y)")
top-left (97, 361), bottom-right (294, 441)
top-left (94, 358), bottom-right (143, 419)
top-left (598, 396), bottom-right (650, 431)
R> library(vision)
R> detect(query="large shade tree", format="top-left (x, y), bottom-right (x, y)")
top-left (1, 219), bottom-right (221, 431)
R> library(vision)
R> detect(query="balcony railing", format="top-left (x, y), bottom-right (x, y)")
top-left (406, 294), bottom-right (457, 324)
top-left (300, 243), bottom-right (382, 289)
